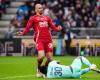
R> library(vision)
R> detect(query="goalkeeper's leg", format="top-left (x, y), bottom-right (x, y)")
top-left (71, 56), bottom-right (91, 69)
top-left (78, 56), bottom-right (91, 67)
top-left (81, 68), bottom-right (91, 75)
top-left (81, 57), bottom-right (100, 73)
top-left (79, 57), bottom-right (100, 74)
top-left (71, 56), bottom-right (93, 76)
top-left (81, 64), bottom-right (100, 75)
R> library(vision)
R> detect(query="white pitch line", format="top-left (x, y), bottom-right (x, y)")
top-left (0, 75), bottom-right (35, 80)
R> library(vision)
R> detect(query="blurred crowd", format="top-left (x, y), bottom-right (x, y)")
top-left (0, 0), bottom-right (100, 34)
top-left (10, 0), bottom-right (100, 29)
top-left (0, 0), bottom-right (10, 19)
top-left (1, 0), bottom-right (100, 56)
top-left (11, 1), bottom-right (35, 29)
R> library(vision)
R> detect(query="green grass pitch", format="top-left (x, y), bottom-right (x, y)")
top-left (0, 56), bottom-right (100, 80)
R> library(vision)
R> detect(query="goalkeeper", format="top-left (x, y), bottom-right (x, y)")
top-left (40, 56), bottom-right (100, 78)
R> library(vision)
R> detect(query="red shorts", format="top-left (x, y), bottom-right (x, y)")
top-left (36, 41), bottom-right (53, 53)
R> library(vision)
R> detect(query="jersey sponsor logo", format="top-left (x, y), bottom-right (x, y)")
top-left (37, 18), bottom-right (40, 21)
top-left (39, 21), bottom-right (48, 27)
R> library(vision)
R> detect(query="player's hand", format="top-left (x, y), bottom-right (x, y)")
top-left (58, 25), bottom-right (62, 31)
top-left (16, 31), bottom-right (24, 36)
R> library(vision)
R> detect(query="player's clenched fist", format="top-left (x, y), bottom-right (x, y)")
top-left (57, 25), bottom-right (62, 31)
top-left (17, 31), bottom-right (24, 36)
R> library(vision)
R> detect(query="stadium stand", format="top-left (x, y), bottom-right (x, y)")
top-left (0, 0), bottom-right (99, 30)
top-left (8, 0), bottom-right (100, 36)
top-left (0, 0), bottom-right (23, 37)
top-left (0, 0), bottom-right (100, 56)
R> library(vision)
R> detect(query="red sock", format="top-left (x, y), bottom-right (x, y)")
top-left (37, 59), bottom-right (43, 71)
top-left (45, 58), bottom-right (52, 67)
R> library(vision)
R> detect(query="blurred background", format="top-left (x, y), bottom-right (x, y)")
top-left (0, 0), bottom-right (100, 56)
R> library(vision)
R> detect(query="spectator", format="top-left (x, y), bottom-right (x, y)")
top-left (0, 42), bottom-right (4, 54)
top-left (0, 0), bottom-right (5, 19)
top-left (51, 15), bottom-right (61, 36)
top-left (4, 27), bottom-right (13, 41)
top-left (9, 0), bottom-right (99, 38)
top-left (17, 1), bottom-right (28, 16)
top-left (14, 1), bottom-right (29, 28)
top-left (96, 12), bottom-right (100, 27)
top-left (43, 3), bottom-right (50, 16)
top-left (11, 6), bottom-right (27, 28)
top-left (16, 9), bottom-right (27, 28)
top-left (97, 0), bottom-right (100, 13)
top-left (4, 0), bottom-right (10, 8)
top-left (84, 45), bottom-right (93, 56)
top-left (26, 43), bottom-right (37, 56)
top-left (63, 20), bottom-right (72, 55)
top-left (27, 1), bottom-right (35, 16)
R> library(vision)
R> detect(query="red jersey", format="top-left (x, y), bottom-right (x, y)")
top-left (23, 15), bottom-right (60, 43)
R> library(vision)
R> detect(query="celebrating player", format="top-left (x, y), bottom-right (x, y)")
top-left (40, 56), bottom-right (100, 78)
top-left (17, 3), bottom-right (62, 77)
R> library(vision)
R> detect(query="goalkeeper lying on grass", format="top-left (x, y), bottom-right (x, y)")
top-left (39, 56), bottom-right (100, 78)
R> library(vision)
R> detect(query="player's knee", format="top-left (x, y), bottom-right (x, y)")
top-left (38, 54), bottom-right (45, 60)
top-left (47, 58), bottom-right (52, 62)
top-left (38, 50), bottom-right (45, 57)
top-left (77, 56), bottom-right (83, 63)
top-left (38, 57), bottom-right (44, 63)
top-left (77, 56), bottom-right (82, 59)
top-left (38, 56), bottom-right (44, 60)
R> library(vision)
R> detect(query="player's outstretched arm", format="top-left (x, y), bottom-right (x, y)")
top-left (48, 17), bottom-right (62, 32)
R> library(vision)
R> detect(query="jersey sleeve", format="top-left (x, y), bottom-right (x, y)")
top-left (48, 16), bottom-right (60, 32)
top-left (23, 16), bottom-right (34, 34)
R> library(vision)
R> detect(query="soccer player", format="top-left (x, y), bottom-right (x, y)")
top-left (40, 56), bottom-right (100, 78)
top-left (17, 3), bottom-right (62, 77)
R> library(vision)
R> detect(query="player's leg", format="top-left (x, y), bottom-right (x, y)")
top-left (81, 64), bottom-right (100, 75)
top-left (39, 51), bottom-right (52, 78)
top-left (37, 50), bottom-right (45, 71)
top-left (45, 52), bottom-right (53, 67)
top-left (78, 56), bottom-right (91, 67)
top-left (71, 57), bottom-right (82, 69)
top-left (40, 66), bottom-right (47, 75)
top-left (45, 42), bottom-right (53, 68)
top-left (79, 56), bottom-right (100, 75)
top-left (70, 56), bottom-right (92, 78)
top-left (71, 56), bottom-right (99, 77)
top-left (37, 51), bottom-right (45, 77)
top-left (78, 56), bottom-right (99, 71)
top-left (81, 68), bottom-right (90, 75)
top-left (71, 56), bottom-right (91, 69)
top-left (36, 42), bottom-right (45, 77)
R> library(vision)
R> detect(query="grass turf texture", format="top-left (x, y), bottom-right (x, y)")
top-left (0, 56), bottom-right (100, 80)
